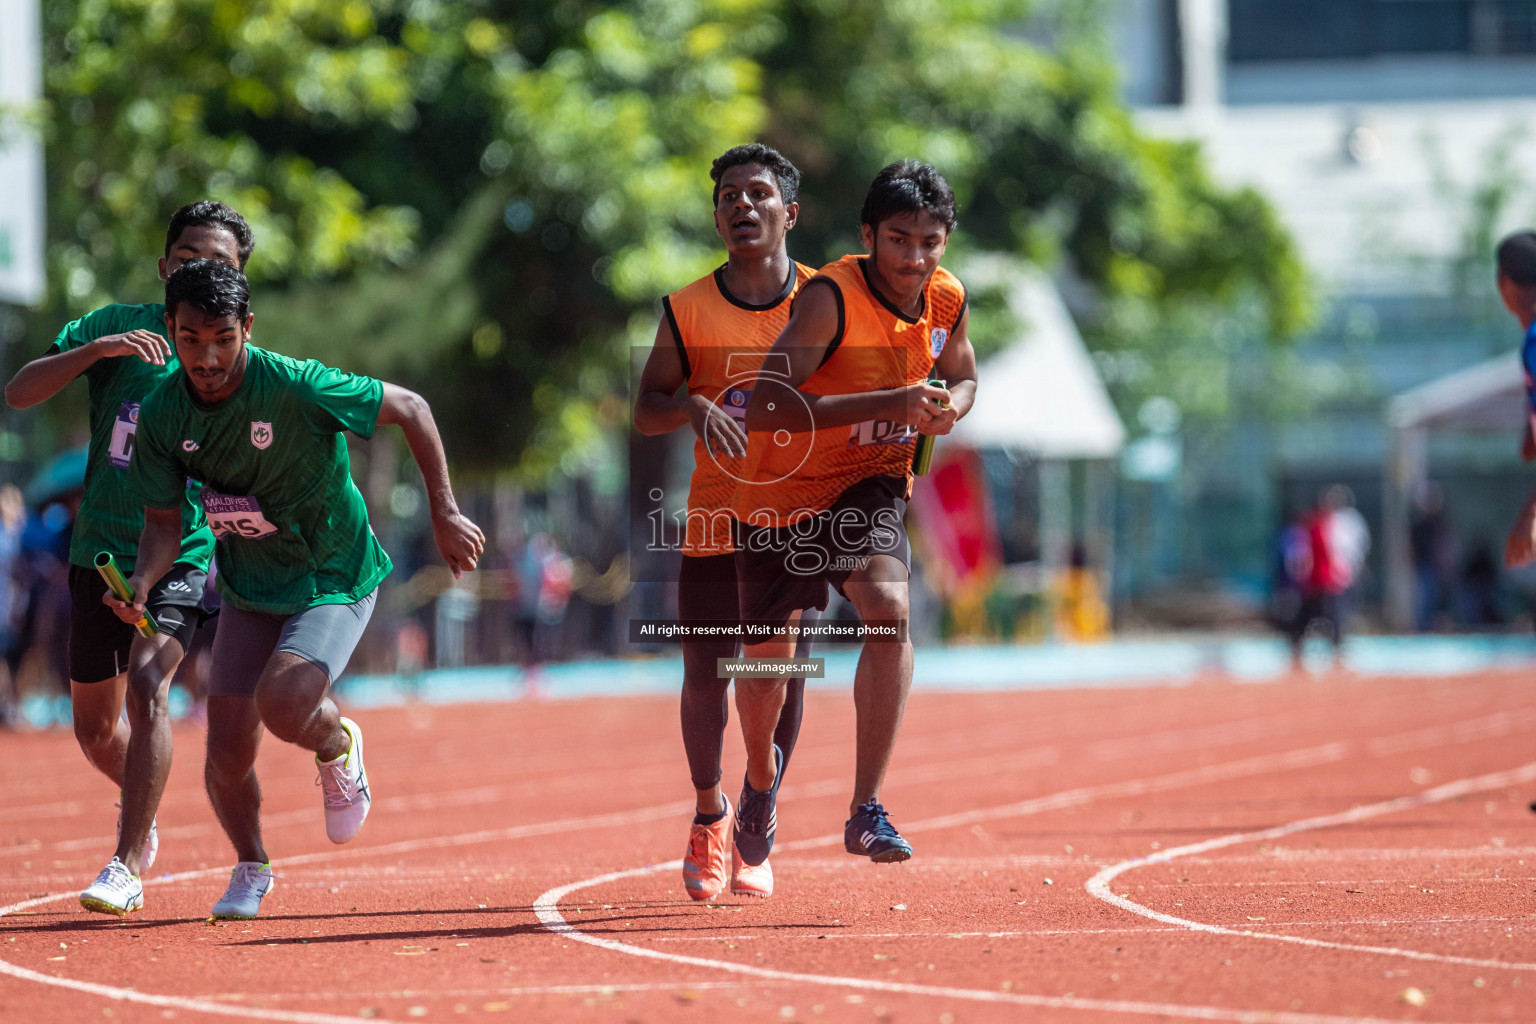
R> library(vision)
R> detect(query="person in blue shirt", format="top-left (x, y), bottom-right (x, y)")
top-left (1498, 230), bottom-right (1536, 566)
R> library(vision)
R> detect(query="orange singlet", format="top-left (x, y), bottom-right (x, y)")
top-left (734, 255), bottom-right (966, 527)
top-left (664, 262), bottom-right (817, 555)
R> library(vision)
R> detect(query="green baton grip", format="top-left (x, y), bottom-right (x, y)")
top-left (912, 377), bottom-right (949, 477)
top-left (95, 552), bottom-right (159, 638)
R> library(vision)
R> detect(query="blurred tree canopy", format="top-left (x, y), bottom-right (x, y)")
top-left (20, 0), bottom-right (1309, 474)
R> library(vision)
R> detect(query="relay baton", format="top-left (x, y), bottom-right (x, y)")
top-left (95, 552), bottom-right (159, 638)
top-left (912, 377), bottom-right (949, 476)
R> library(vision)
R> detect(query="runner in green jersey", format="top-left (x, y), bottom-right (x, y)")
top-left (4, 201), bottom-right (253, 916)
top-left (110, 257), bottom-right (484, 920)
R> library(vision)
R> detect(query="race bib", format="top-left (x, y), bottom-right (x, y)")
top-left (722, 386), bottom-right (751, 425)
top-left (108, 401), bottom-right (139, 469)
top-left (201, 490), bottom-right (279, 541)
top-left (847, 418), bottom-right (917, 447)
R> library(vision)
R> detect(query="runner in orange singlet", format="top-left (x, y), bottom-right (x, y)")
top-left (634, 145), bottom-right (816, 900)
top-left (734, 160), bottom-right (978, 863)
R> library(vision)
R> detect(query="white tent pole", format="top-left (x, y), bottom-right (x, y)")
top-left (1087, 459), bottom-right (1118, 622)
top-left (1383, 423), bottom-right (1426, 631)
top-left (1039, 458), bottom-right (1071, 638)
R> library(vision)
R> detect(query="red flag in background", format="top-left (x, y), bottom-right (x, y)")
top-left (907, 445), bottom-right (1002, 597)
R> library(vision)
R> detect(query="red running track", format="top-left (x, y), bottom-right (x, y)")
top-left (4, 670), bottom-right (1536, 1023)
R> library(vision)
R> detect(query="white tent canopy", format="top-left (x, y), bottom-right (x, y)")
top-left (940, 258), bottom-right (1124, 614)
top-left (1382, 350), bottom-right (1524, 628)
top-left (952, 259), bottom-right (1126, 458)
top-left (1385, 350), bottom-right (1523, 433)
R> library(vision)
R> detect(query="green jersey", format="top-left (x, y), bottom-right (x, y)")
top-left (131, 345), bottom-right (391, 615)
top-left (50, 303), bottom-right (216, 573)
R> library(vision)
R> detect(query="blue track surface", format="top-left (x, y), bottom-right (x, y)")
top-left (331, 633), bottom-right (1536, 709)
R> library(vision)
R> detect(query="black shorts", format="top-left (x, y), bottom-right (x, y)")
top-left (1288, 591), bottom-right (1344, 645)
top-left (68, 562), bottom-right (207, 683)
top-left (736, 475), bottom-right (911, 630)
top-left (678, 552), bottom-right (741, 655)
top-left (678, 552), bottom-right (740, 624)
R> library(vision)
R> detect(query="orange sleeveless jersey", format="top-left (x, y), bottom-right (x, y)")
top-left (665, 262), bottom-right (817, 555)
top-left (733, 255), bottom-right (967, 527)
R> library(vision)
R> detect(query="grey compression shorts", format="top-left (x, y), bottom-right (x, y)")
top-left (207, 591), bottom-right (377, 698)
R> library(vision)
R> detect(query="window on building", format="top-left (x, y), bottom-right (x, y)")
top-left (1228, 0), bottom-right (1536, 62)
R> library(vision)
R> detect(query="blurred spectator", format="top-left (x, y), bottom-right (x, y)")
top-left (533, 534), bottom-right (574, 663)
top-left (1285, 491), bottom-right (1351, 671)
top-left (1054, 541), bottom-right (1109, 641)
top-left (511, 533), bottom-right (573, 687)
top-left (1272, 506), bottom-right (1310, 668)
top-left (396, 618), bottom-right (430, 676)
top-left (1458, 539), bottom-right (1505, 627)
top-left (0, 485), bottom-right (24, 723)
top-left (14, 494), bottom-right (77, 698)
top-left (1324, 485), bottom-right (1370, 593)
top-left (1410, 482), bottom-right (1454, 631)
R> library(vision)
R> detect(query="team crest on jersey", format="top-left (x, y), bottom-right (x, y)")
top-left (929, 327), bottom-right (947, 358)
top-left (250, 422), bottom-right (273, 450)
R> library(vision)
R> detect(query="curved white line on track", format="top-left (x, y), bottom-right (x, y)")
top-left (772, 739), bottom-right (1352, 852)
top-left (533, 758), bottom-right (1536, 1021)
top-left (5, 709), bottom-right (1527, 1022)
top-left (533, 863), bottom-right (1470, 1024)
top-left (1085, 760), bottom-right (1536, 971)
top-left (0, 793), bottom-right (726, 1024)
top-left (0, 871), bottom-right (405, 1024)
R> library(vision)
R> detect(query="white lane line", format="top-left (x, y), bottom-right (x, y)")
top-left (647, 915), bottom-right (1536, 942)
top-left (0, 958), bottom-right (403, 1023)
top-left (774, 739), bottom-right (1352, 852)
top-left (0, 801), bottom-right (85, 823)
top-left (4, 707), bottom-right (1524, 1023)
top-left (532, 747), bottom-right (1521, 1022)
top-left (533, 863), bottom-right (1472, 1024)
top-left (1366, 708), bottom-right (1536, 757)
top-left (0, 958), bottom-right (409, 1023)
top-left (0, 864), bottom-right (406, 1023)
top-left (11, 700), bottom-right (1523, 861)
top-left (1086, 760), bottom-right (1536, 971)
top-left (199, 981), bottom-right (748, 1001)
top-left (0, 741), bottom-right (1118, 1024)
top-left (0, 744), bottom-right (1062, 861)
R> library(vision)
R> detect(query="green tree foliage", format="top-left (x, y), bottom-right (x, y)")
top-left (21, 0), bottom-right (1309, 472)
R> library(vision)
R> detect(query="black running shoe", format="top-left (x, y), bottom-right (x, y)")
top-left (734, 744), bottom-right (783, 867)
top-left (844, 801), bottom-right (913, 862)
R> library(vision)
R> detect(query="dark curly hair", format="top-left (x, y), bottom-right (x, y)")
top-left (711, 143), bottom-right (801, 207)
top-left (860, 160), bottom-right (957, 233)
top-left (165, 258), bottom-right (250, 322)
top-left (165, 201), bottom-right (255, 269)
top-left (1498, 230), bottom-right (1536, 287)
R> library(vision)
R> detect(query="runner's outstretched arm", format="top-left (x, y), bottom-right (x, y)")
top-left (634, 316), bottom-right (746, 458)
top-left (377, 383), bottom-right (485, 578)
top-left (743, 282), bottom-right (947, 434)
top-left (104, 505), bottom-right (183, 624)
top-left (5, 331), bottom-right (170, 409)
top-left (916, 305), bottom-right (978, 437)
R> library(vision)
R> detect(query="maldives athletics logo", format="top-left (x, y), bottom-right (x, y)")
top-left (929, 327), bottom-right (947, 358)
top-left (250, 421), bottom-right (274, 450)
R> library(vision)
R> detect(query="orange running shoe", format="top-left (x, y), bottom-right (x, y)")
top-left (682, 796), bottom-right (732, 901)
top-left (730, 841), bottom-right (773, 898)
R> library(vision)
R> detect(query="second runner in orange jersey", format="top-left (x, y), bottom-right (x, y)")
top-left (634, 144), bottom-right (818, 902)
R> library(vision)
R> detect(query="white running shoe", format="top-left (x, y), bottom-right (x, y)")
top-left (80, 857), bottom-right (143, 916)
top-left (316, 717), bottom-right (371, 844)
top-left (210, 861), bottom-right (274, 920)
top-left (115, 801), bottom-right (158, 872)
